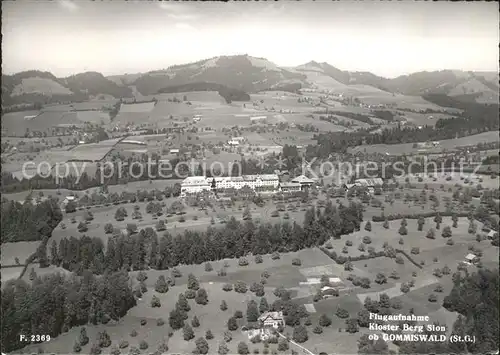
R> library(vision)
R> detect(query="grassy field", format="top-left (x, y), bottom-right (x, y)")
top-left (0, 241), bottom-right (41, 266)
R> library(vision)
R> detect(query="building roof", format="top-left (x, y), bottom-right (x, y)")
top-left (354, 178), bottom-right (383, 187)
top-left (181, 176), bottom-right (210, 185)
top-left (465, 253), bottom-right (478, 260)
top-left (258, 311), bottom-right (283, 322)
top-left (291, 175), bottom-right (315, 184)
top-left (280, 182), bottom-right (301, 188)
top-left (488, 230), bottom-right (498, 237)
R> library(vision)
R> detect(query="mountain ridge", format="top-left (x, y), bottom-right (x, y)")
top-left (2, 54), bottom-right (498, 109)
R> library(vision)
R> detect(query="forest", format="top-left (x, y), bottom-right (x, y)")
top-left (1, 198), bottom-right (62, 243)
top-left (1, 270), bottom-right (136, 353)
top-left (45, 201), bottom-right (363, 275)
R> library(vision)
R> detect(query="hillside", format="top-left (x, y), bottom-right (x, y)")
top-left (133, 55), bottom-right (307, 96)
top-left (1, 71), bottom-right (133, 109)
top-left (2, 55), bottom-right (498, 111)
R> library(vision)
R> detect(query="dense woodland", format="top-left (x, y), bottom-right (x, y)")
top-left (1, 198), bottom-right (62, 243)
top-left (0, 270), bottom-right (136, 353)
top-left (396, 269), bottom-right (499, 354)
top-left (47, 202), bottom-right (363, 274)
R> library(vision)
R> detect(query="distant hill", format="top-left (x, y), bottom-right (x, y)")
top-left (2, 55), bottom-right (498, 110)
top-left (295, 62), bottom-right (498, 100)
top-left (1, 71), bottom-right (133, 109)
top-left (132, 55), bottom-right (307, 96)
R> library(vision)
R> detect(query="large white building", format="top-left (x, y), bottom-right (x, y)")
top-left (180, 174), bottom-right (279, 196)
top-left (180, 176), bottom-right (212, 196)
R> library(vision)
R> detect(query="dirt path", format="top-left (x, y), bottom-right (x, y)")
top-left (277, 332), bottom-right (316, 355)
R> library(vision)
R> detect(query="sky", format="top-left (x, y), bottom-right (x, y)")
top-left (2, 0), bottom-right (499, 78)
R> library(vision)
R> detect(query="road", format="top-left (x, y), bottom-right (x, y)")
top-left (277, 332), bottom-right (316, 355)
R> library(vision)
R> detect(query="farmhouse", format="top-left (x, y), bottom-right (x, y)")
top-left (279, 182), bottom-right (301, 192)
top-left (487, 230), bottom-right (498, 240)
top-left (61, 195), bottom-right (76, 208)
top-left (232, 136), bottom-right (245, 142)
top-left (258, 311), bottom-right (284, 329)
top-left (354, 178), bottom-right (384, 188)
top-left (291, 175), bottom-right (315, 189)
top-left (193, 115), bottom-right (202, 122)
top-left (169, 148), bottom-right (180, 154)
top-left (227, 140), bottom-right (240, 146)
top-left (464, 253), bottom-right (479, 264)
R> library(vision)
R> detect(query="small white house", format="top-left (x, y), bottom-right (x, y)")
top-left (487, 230), bottom-right (498, 240)
top-left (169, 148), bottom-right (180, 154)
top-left (227, 140), bottom-right (240, 146)
top-left (258, 311), bottom-right (284, 329)
top-left (464, 253), bottom-right (479, 264)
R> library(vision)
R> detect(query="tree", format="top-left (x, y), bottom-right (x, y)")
top-left (177, 294), bottom-right (191, 312)
top-left (428, 293), bottom-right (438, 302)
top-left (79, 327), bottom-right (89, 346)
top-left (417, 216), bottom-right (425, 231)
top-left (292, 325), bottom-right (308, 343)
top-left (195, 288), bottom-right (209, 305)
top-left (336, 307), bottom-right (349, 318)
top-left (345, 318), bottom-right (359, 333)
top-left (155, 275), bottom-right (169, 293)
top-left (442, 226), bottom-right (452, 238)
top-left (398, 225), bottom-right (408, 235)
top-left (169, 308), bottom-right (185, 330)
top-left (205, 262), bottom-right (213, 272)
top-left (237, 342), bottom-right (249, 355)
top-left (278, 339), bottom-right (289, 351)
top-left (151, 295), bottom-right (161, 308)
top-left (292, 258), bottom-right (302, 266)
top-left (183, 324), bottom-right (195, 341)
top-left (223, 331), bottom-right (232, 343)
top-left (188, 273), bottom-right (200, 290)
top-left (364, 221), bottom-right (372, 231)
top-left (218, 341), bottom-right (229, 355)
top-left (195, 337), bottom-right (209, 354)
top-left (426, 228), bottom-right (436, 239)
top-left (247, 300), bottom-right (260, 322)
top-left (73, 342), bottom-right (82, 353)
top-left (383, 219), bottom-right (389, 229)
top-left (375, 273), bottom-right (387, 284)
top-left (220, 300), bottom-right (228, 311)
top-left (98, 330), bottom-right (111, 348)
top-left (77, 221), bottom-right (88, 233)
top-left (243, 206), bottom-right (252, 220)
top-left (192, 315), bottom-right (200, 328)
top-left (259, 297), bottom-right (269, 314)
top-left (313, 325), bottom-right (323, 334)
top-left (155, 220), bottom-right (166, 231)
top-left (234, 281), bottom-right (248, 293)
top-left (139, 340), bottom-right (148, 350)
top-left (228, 317), bottom-right (238, 331)
top-left (319, 314), bottom-right (332, 327)
top-left (65, 200), bottom-right (77, 213)
top-left (205, 329), bottom-right (214, 340)
top-left (104, 223), bottom-right (114, 234)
